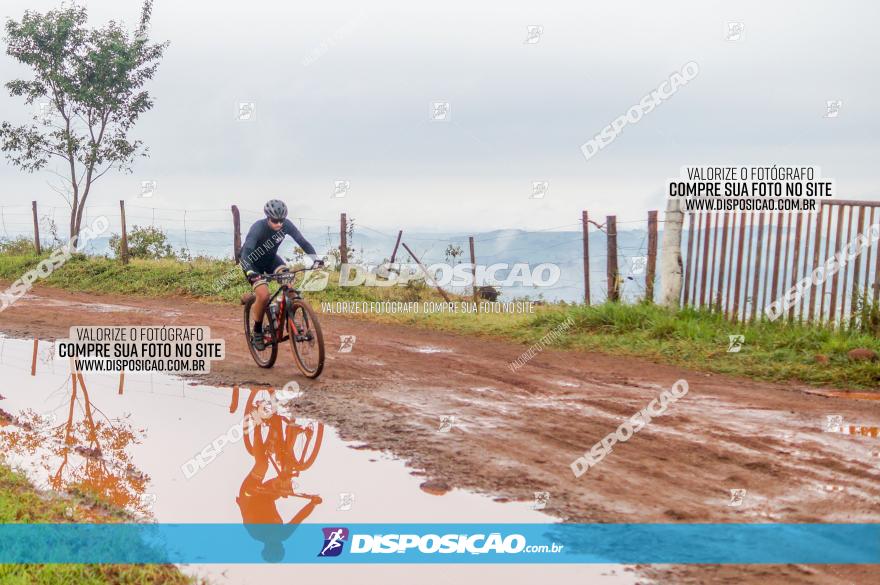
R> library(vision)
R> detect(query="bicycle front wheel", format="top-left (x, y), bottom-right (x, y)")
top-left (287, 298), bottom-right (325, 378)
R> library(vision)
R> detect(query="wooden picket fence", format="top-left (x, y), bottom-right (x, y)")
top-left (681, 199), bottom-right (880, 327)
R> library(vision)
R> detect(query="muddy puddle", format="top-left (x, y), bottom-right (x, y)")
top-left (407, 345), bottom-right (453, 354)
top-left (12, 294), bottom-right (182, 318)
top-left (0, 335), bottom-right (635, 584)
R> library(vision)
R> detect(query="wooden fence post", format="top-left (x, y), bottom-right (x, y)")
top-left (839, 206), bottom-right (854, 325)
top-left (231, 205), bottom-right (242, 262)
top-left (645, 210), bottom-right (658, 302)
top-left (340, 213), bottom-right (348, 264)
top-left (582, 210), bottom-right (591, 305)
top-left (828, 208), bottom-right (844, 326)
top-left (743, 213), bottom-right (756, 318)
top-left (119, 200), bottom-right (129, 264)
top-left (808, 207), bottom-right (823, 323)
top-left (751, 213), bottom-right (766, 322)
top-left (731, 212), bottom-right (747, 321)
top-left (468, 236), bottom-right (478, 304)
top-left (820, 207), bottom-right (834, 321)
top-left (707, 213), bottom-right (719, 310)
top-left (716, 214), bottom-right (730, 311)
top-left (789, 212), bottom-right (805, 323)
top-left (390, 230), bottom-right (403, 263)
top-left (770, 212), bottom-right (784, 306)
top-left (31, 201), bottom-right (41, 254)
top-left (850, 206), bottom-right (867, 328)
top-left (682, 213), bottom-right (695, 306)
top-left (606, 215), bottom-right (619, 302)
top-left (699, 213), bottom-right (712, 308)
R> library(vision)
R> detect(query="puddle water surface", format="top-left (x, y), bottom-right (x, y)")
top-left (0, 335), bottom-right (635, 584)
top-left (408, 346), bottom-right (453, 354)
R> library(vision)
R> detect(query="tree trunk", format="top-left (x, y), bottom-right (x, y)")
top-left (659, 198), bottom-right (684, 308)
top-left (64, 113), bottom-right (80, 247)
top-left (68, 182), bottom-right (79, 246)
top-left (72, 179), bottom-right (92, 250)
top-left (73, 204), bottom-right (87, 248)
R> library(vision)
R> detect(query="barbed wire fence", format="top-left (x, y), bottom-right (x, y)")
top-left (1, 201), bottom-right (663, 305)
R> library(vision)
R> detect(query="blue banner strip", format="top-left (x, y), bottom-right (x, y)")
top-left (0, 523), bottom-right (877, 564)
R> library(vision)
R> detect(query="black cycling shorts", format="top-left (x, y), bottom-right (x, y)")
top-left (244, 255), bottom-right (286, 287)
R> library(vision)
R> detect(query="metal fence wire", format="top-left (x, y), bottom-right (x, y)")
top-left (13, 199), bottom-right (876, 319)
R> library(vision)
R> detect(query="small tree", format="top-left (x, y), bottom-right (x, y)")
top-left (1, 1), bottom-right (167, 247)
top-left (445, 243), bottom-right (463, 264)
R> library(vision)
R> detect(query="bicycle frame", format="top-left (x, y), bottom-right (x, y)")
top-left (259, 269), bottom-right (309, 346)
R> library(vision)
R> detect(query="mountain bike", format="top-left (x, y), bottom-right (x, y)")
top-left (242, 268), bottom-right (325, 378)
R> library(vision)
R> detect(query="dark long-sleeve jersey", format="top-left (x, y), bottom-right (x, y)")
top-left (239, 218), bottom-right (317, 272)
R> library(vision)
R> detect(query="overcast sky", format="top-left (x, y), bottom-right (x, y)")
top-left (0, 0), bottom-right (878, 233)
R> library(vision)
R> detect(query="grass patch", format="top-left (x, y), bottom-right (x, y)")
top-left (354, 300), bottom-right (879, 389)
top-left (1, 252), bottom-right (878, 389)
top-left (0, 462), bottom-right (193, 583)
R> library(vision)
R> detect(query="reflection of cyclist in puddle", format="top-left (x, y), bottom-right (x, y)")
top-left (236, 388), bottom-right (323, 562)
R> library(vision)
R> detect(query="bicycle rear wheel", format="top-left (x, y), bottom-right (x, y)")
top-left (244, 296), bottom-right (278, 368)
top-left (287, 298), bottom-right (325, 378)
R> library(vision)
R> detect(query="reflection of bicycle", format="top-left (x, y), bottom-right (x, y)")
top-left (242, 268), bottom-right (325, 378)
top-left (242, 388), bottom-right (324, 476)
top-left (237, 388), bottom-right (324, 562)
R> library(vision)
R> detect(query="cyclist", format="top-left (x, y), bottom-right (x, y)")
top-left (241, 199), bottom-right (323, 350)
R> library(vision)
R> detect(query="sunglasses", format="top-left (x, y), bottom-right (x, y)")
top-left (268, 217), bottom-right (284, 225)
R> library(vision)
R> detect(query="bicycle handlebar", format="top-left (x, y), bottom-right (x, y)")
top-left (257, 265), bottom-right (322, 281)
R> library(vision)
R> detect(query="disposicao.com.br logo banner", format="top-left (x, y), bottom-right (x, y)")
top-left (317, 528), bottom-right (563, 557)
top-left (0, 524), bottom-right (877, 564)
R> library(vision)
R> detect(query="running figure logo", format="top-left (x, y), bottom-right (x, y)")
top-left (318, 527), bottom-right (349, 557)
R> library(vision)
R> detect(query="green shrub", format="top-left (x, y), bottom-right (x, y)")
top-left (108, 225), bottom-right (174, 260)
top-left (0, 236), bottom-right (37, 255)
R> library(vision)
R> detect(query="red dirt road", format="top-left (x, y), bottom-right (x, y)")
top-left (2, 285), bottom-right (879, 584)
